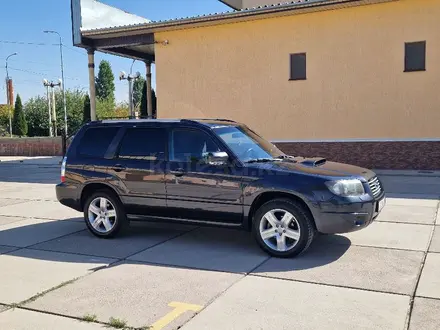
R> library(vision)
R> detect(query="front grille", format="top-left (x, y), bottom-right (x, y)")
top-left (368, 176), bottom-right (382, 198)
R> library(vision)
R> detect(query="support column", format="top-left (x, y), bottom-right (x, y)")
top-left (145, 61), bottom-right (153, 119)
top-left (87, 49), bottom-right (97, 121)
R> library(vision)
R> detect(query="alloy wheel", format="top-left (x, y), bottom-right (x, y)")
top-left (259, 208), bottom-right (301, 252)
top-left (88, 197), bottom-right (117, 234)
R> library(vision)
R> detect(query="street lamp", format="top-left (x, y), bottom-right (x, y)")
top-left (43, 79), bottom-right (62, 137)
top-left (5, 52), bottom-right (17, 137)
top-left (44, 30), bottom-right (68, 136)
top-left (119, 70), bottom-right (141, 119)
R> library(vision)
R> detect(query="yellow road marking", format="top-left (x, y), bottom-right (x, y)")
top-left (150, 301), bottom-right (203, 330)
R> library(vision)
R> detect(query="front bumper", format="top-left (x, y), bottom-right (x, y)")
top-left (313, 193), bottom-right (386, 234)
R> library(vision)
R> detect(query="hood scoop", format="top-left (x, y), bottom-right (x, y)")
top-left (300, 157), bottom-right (327, 167)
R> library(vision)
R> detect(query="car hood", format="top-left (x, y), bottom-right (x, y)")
top-left (247, 157), bottom-right (375, 181)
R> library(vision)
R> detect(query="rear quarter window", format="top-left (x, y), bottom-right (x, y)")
top-left (77, 127), bottom-right (120, 158)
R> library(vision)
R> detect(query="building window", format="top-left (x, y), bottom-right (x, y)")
top-left (290, 53), bottom-right (307, 80)
top-left (404, 41), bottom-right (426, 72)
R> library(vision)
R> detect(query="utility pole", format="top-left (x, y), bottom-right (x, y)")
top-left (43, 79), bottom-right (61, 137)
top-left (44, 30), bottom-right (68, 135)
top-left (119, 69), bottom-right (141, 119)
top-left (5, 53), bottom-right (17, 137)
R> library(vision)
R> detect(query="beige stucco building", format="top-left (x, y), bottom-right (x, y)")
top-left (72, 0), bottom-right (440, 169)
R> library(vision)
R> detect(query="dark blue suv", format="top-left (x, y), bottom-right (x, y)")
top-left (56, 118), bottom-right (386, 258)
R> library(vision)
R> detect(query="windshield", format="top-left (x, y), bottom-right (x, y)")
top-left (212, 125), bottom-right (285, 162)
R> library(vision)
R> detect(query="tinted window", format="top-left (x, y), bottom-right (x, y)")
top-left (213, 125), bottom-right (284, 162)
top-left (77, 127), bottom-right (119, 158)
top-left (290, 53), bottom-right (307, 80)
top-left (118, 128), bottom-right (166, 160)
top-left (170, 129), bottom-right (221, 162)
top-left (405, 41), bottom-right (426, 72)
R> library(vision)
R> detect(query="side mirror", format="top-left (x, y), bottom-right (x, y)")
top-left (203, 151), bottom-right (229, 166)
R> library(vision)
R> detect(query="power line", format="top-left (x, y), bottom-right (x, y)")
top-left (8, 67), bottom-right (82, 81)
top-left (63, 45), bottom-right (86, 55)
top-left (0, 40), bottom-right (57, 46)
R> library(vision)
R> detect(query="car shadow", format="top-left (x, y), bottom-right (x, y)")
top-left (0, 218), bottom-right (351, 274)
top-left (0, 161), bottom-right (60, 184)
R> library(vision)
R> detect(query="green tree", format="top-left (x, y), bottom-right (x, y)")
top-left (24, 89), bottom-right (86, 137)
top-left (95, 60), bottom-right (115, 103)
top-left (133, 76), bottom-right (145, 110)
top-left (83, 94), bottom-right (91, 123)
top-left (140, 83), bottom-right (157, 118)
top-left (24, 96), bottom-right (49, 137)
top-left (0, 104), bottom-right (13, 136)
top-left (54, 89), bottom-right (86, 136)
top-left (12, 94), bottom-right (27, 136)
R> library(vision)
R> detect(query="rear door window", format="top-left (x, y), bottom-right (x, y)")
top-left (77, 127), bottom-right (119, 158)
top-left (117, 128), bottom-right (167, 161)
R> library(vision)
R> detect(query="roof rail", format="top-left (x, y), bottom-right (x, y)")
top-left (180, 118), bottom-right (237, 123)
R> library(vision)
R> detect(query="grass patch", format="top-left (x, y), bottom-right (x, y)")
top-left (82, 313), bottom-right (98, 322)
top-left (18, 278), bottom-right (79, 305)
top-left (108, 317), bottom-right (127, 329)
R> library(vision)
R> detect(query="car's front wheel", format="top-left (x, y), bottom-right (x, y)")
top-left (253, 198), bottom-right (316, 258)
top-left (83, 190), bottom-right (127, 238)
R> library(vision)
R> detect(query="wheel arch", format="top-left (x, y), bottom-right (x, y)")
top-left (246, 191), bottom-right (316, 231)
top-left (80, 182), bottom-right (120, 210)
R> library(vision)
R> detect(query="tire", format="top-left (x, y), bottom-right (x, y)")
top-left (83, 190), bottom-right (127, 238)
top-left (252, 198), bottom-right (316, 258)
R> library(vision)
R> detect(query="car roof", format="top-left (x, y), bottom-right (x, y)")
top-left (88, 118), bottom-right (241, 128)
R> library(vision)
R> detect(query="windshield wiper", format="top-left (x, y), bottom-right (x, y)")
top-left (275, 155), bottom-right (297, 162)
top-left (245, 158), bottom-right (280, 164)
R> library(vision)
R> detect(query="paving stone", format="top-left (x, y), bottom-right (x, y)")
top-left (128, 227), bottom-right (269, 273)
top-left (180, 276), bottom-right (409, 330)
top-left (0, 245), bottom-right (18, 255)
top-left (409, 297), bottom-right (440, 330)
top-left (0, 248), bottom-right (115, 304)
top-left (376, 205), bottom-right (436, 224)
top-left (0, 200), bottom-right (80, 220)
top-left (416, 253), bottom-right (440, 299)
top-left (429, 226), bottom-right (440, 252)
top-left (385, 197), bottom-right (438, 208)
top-left (0, 199), bottom-right (28, 208)
top-left (0, 218), bottom-right (85, 247)
top-left (317, 222), bottom-right (433, 251)
top-left (253, 243), bottom-right (423, 294)
top-left (0, 308), bottom-right (106, 329)
top-left (0, 184), bottom-right (57, 200)
top-left (32, 222), bottom-right (190, 259)
top-left (0, 215), bottom-right (26, 226)
top-left (27, 261), bottom-right (243, 329)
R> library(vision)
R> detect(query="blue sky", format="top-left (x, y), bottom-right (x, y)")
top-left (0, 0), bottom-right (228, 104)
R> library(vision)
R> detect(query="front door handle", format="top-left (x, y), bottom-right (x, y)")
top-left (112, 164), bottom-right (126, 172)
top-left (173, 168), bottom-right (185, 177)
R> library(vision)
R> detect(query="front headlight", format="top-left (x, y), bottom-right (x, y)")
top-left (325, 179), bottom-right (365, 197)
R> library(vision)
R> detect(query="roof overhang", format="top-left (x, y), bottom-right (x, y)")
top-left (72, 0), bottom-right (398, 62)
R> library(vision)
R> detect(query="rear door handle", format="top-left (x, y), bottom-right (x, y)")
top-left (173, 168), bottom-right (185, 177)
top-left (112, 164), bottom-right (126, 172)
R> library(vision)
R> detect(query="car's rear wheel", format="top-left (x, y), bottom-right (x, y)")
top-left (253, 198), bottom-right (315, 258)
top-left (83, 190), bottom-right (127, 238)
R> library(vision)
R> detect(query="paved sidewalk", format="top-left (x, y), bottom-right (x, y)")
top-left (0, 162), bottom-right (439, 329)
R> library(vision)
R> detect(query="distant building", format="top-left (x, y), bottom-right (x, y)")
top-left (72, 0), bottom-right (440, 169)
